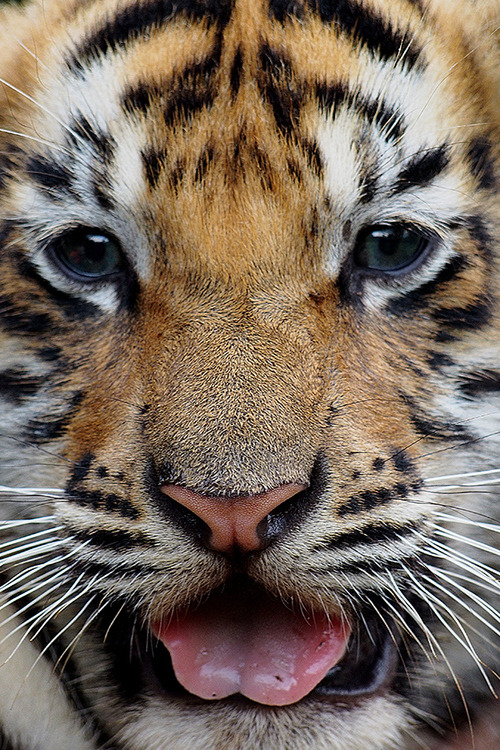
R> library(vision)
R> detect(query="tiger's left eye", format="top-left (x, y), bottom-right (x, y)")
top-left (49, 227), bottom-right (124, 280)
top-left (353, 225), bottom-right (430, 273)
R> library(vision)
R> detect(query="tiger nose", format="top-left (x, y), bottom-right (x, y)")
top-left (160, 483), bottom-right (307, 554)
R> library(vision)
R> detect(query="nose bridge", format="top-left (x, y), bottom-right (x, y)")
top-left (143, 290), bottom-right (329, 496)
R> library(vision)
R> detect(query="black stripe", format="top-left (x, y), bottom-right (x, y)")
top-left (93, 178), bottom-right (115, 210)
top-left (269, 0), bottom-right (305, 21)
top-left (386, 255), bottom-right (468, 315)
top-left (24, 155), bottom-right (76, 199)
top-left (400, 392), bottom-right (471, 442)
top-left (165, 52), bottom-right (221, 128)
top-left (24, 392), bottom-right (84, 444)
top-left (229, 46), bottom-right (244, 99)
top-left (307, 0), bottom-right (422, 67)
top-left (316, 82), bottom-right (404, 141)
top-left (69, 452), bottom-right (95, 483)
top-left (141, 147), bottom-right (168, 188)
top-left (433, 297), bottom-right (491, 332)
top-left (70, 115), bottom-right (115, 162)
top-left (313, 520), bottom-right (420, 552)
top-left (194, 144), bottom-right (215, 183)
top-left (67, 526), bottom-right (153, 551)
top-left (411, 413), bottom-right (470, 442)
top-left (391, 448), bottom-right (415, 473)
top-left (394, 145), bottom-right (450, 192)
top-left (69, 0), bottom-right (232, 70)
top-left (465, 214), bottom-right (494, 262)
top-left (67, 489), bottom-right (140, 520)
top-left (338, 487), bottom-right (394, 517)
top-left (459, 370), bottom-right (500, 399)
top-left (259, 44), bottom-right (302, 136)
top-left (123, 49), bottom-right (220, 130)
top-left (427, 351), bottom-right (454, 371)
top-left (0, 368), bottom-right (44, 404)
top-left (467, 136), bottom-right (497, 191)
top-left (0, 293), bottom-right (54, 336)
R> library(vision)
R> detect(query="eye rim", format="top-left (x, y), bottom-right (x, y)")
top-left (352, 222), bottom-right (435, 276)
top-left (45, 225), bottom-right (126, 283)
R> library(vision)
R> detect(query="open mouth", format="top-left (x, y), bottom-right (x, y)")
top-left (146, 581), bottom-right (399, 706)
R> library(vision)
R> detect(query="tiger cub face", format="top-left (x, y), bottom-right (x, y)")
top-left (0, 0), bottom-right (498, 748)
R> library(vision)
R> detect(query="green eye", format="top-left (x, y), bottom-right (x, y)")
top-left (354, 225), bottom-right (429, 273)
top-left (50, 227), bottom-right (123, 279)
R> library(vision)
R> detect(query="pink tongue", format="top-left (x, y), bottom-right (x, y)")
top-left (153, 589), bottom-right (350, 706)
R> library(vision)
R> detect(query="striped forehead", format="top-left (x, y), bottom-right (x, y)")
top-left (18, 0), bottom-right (476, 269)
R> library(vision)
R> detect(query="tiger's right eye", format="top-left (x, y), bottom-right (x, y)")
top-left (49, 227), bottom-right (124, 280)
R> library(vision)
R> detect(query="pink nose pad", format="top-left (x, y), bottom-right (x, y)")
top-left (160, 483), bottom-right (307, 553)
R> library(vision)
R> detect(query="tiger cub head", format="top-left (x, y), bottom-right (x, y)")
top-left (0, 0), bottom-right (498, 748)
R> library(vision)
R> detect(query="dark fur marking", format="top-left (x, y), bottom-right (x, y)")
top-left (395, 483), bottom-right (409, 498)
top-left (70, 452), bottom-right (95, 483)
top-left (427, 351), bottom-right (454, 371)
top-left (229, 46), bottom-right (244, 99)
top-left (123, 54), bottom-right (220, 122)
top-left (123, 81), bottom-right (164, 116)
top-left (70, 115), bottom-right (115, 163)
top-left (372, 457), bottom-right (385, 472)
top-left (433, 298), bottom-right (491, 331)
top-left (97, 465), bottom-right (109, 478)
top-left (467, 136), bottom-right (497, 190)
top-left (459, 370), bottom-right (500, 399)
top-left (301, 139), bottom-right (323, 175)
top-left (316, 82), bottom-right (404, 141)
top-left (67, 489), bottom-right (140, 520)
top-left (163, 55), bottom-right (220, 129)
top-left (359, 171), bottom-right (378, 203)
top-left (93, 179), bottom-right (115, 211)
top-left (194, 144), bottom-right (215, 183)
top-left (39, 346), bottom-right (64, 363)
top-left (394, 145), bottom-right (450, 192)
top-left (386, 256), bottom-right (468, 315)
top-left (338, 487), bottom-right (394, 517)
top-left (391, 449), bottom-right (414, 473)
top-left (141, 147), bottom-right (167, 188)
top-left (259, 44), bottom-right (301, 136)
top-left (0, 368), bottom-right (44, 404)
top-left (24, 391), bottom-right (84, 444)
top-left (410, 413), bottom-right (470, 442)
top-left (465, 214), bottom-right (494, 262)
top-left (307, 0), bottom-right (422, 67)
top-left (0, 293), bottom-right (54, 335)
top-left (25, 155), bottom-right (76, 198)
top-left (401, 392), bottom-right (470, 442)
top-left (69, 0), bottom-right (232, 69)
top-left (269, 0), bottom-right (304, 20)
top-left (67, 527), bottom-right (152, 551)
top-left (314, 520), bottom-right (420, 551)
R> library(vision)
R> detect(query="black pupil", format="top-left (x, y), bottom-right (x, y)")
top-left (55, 229), bottom-right (121, 278)
top-left (355, 225), bottom-right (427, 272)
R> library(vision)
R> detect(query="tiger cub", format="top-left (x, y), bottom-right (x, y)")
top-left (0, 0), bottom-right (498, 748)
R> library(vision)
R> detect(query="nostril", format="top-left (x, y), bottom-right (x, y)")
top-left (256, 485), bottom-right (309, 546)
top-left (160, 482), bottom-right (308, 554)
